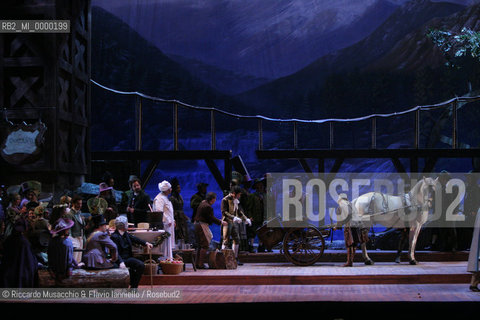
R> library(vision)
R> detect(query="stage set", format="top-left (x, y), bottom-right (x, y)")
top-left (2, 0), bottom-right (480, 314)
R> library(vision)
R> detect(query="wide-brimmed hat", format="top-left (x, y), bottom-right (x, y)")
top-left (87, 197), bottom-right (108, 215)
top-left (91, 214), bottom-right (107, 228)
top-left (232, 171), bottom-right (243, 183)
top-left (251, 177), bottom-right (266, 189)
top-left (158, 180), bottom-right (172, 192)
top-left (50, 218), bottom-right (74, 235)
top-left (99, 182), bottom-right (113, 193)
top-left (21, 182), bottom-right (31, 194)
top-left (21, 180), bottom-right (41, 195)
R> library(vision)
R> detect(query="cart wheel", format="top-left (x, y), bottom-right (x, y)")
top-left (283, 226), bottom-right (325, 266)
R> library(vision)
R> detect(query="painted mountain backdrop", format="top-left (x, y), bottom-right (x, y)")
top-left (92, 0), bottom-right (480, 161)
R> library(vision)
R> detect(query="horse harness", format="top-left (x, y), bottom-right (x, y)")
top-left (366, 192), bottom-right (423, 218)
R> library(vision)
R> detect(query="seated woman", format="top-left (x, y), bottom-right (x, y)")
top-left (47, 218), bottom-right (82, 281)
top-left (82, 215), bottom-right (119, 269)
top-left (110, 216), bottom-right (153, 288)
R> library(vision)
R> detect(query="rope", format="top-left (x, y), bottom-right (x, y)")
top-left (91, 79), bottom-right (480, 124)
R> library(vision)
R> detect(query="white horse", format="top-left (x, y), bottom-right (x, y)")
top-left (350, 177), bottom-right (437, 265)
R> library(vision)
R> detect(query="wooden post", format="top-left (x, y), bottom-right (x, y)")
top-left (293, 121), bottom-right (298, 150)
top-left (415, 109), bottom-right (420, 149)
top-left (173, 102), bottom-right (179, 151)
top-left (452, 100), bottom-right (457, 149)
top-left (329, 122), bottom-right (334, 149)
top-left (258, 119), bottom-right (263, 150)
top-left (211, 110), bottom-right (216, 151)
top-left (371, 117), bottom-right (377, 149)
top-left (135, 96), bottom-right (142, 151)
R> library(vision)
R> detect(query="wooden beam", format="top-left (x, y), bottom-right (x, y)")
top-left (423, 157), bottom-right (439, 173)
top-left (92, 150), bottom-right (232, 161)
top-left (205, 159), bottom-right (228, 191)
top-left (318, 158), bottom-right (325, 173)
top-left (256, 148), bottom-right (480, 159)
top-left (298, 158), bottom-right (312, 173)
top-left (141, 160), bottom-right (160, 187)
top-left (391, 158), bottom-right (406, 173)
top-left (330, 158), bottom-right (344, 174)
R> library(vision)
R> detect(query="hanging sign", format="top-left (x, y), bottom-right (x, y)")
top-left (1, 121), bottom-right (47, 165)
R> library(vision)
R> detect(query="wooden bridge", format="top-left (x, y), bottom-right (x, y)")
top-left (91, 80), bottom-right (480, 189)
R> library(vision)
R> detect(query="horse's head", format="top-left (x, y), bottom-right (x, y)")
top-left (420, 177), bottom-right (437, 209)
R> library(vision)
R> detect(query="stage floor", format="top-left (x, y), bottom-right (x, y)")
top-left (139, 261), bottom-right (472, 286)
top-left (133, 261), bottom-right (480, 305)
top-left (4, 261), bottom-right (478, 310)
top-left (137, 284), bottom-right (480, 304)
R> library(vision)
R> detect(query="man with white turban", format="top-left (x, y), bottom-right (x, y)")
top-left (153, 180), bottom-right (175, 259)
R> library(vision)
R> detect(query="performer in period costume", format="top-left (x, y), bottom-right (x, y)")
top-left (190, 182), bottom-right (208, 221)
top-left (336, 193), bottom-right (369, 267)
top-left (221, 186), bottom-right (251, 265)
top-left (153, 180), bottom-right (175, 260)
top-left (98, 182), bottom-right (118, 224)
top-left (4, 193), bottom-right (25, 239)
top-left (48, 218), bottom-right (80, 281)
top-left (248, 178), bottom-right (266, 252)
top-left (467, 206), bottom-right (480, 291)
top-left (125, 177), bottom-right (152, 226)
top-left (193, 192), bottom-right (227, 269)
top-left (82, 215), bottom-right (118, 269)
top-left (65, 195), bottom-right (86, 264)
top-left (110, 216), bottom-right (153, 288)
top-left (170, 178), bottom-right (188, 246)
top-left (0, 217), bottom-right (39, 287)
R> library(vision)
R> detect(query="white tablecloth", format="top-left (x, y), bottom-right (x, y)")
top-left (130, 230), bottom-right (165, 256)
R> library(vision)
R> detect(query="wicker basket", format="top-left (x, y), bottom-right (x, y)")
top-left (160, 262), bottom-right (184, 275)
top-left (143, 259), bottom-right (158, 275)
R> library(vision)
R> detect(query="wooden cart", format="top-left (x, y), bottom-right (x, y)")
top-left (256, 217), bottom-right (332, 266)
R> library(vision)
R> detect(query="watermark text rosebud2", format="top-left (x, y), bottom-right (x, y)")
top-left (265, 172), bottom-right (476, 229)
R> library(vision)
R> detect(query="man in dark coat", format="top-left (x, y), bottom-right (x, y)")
top-left (126, 177), bottom-right (152, 226)
top-left (0, 217), bottom-right (39, 288)
top-left (82, 215), bottom-right (118, 269)
top-left (190, 183), bottom-right (208, 221)
top-left (110, 216), bottom-right (152, 288)
top-left (193, 192), bottom-right (227, 269)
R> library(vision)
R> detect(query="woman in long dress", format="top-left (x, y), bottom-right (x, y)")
top-left (153, 180), bottom-right (175, 260)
